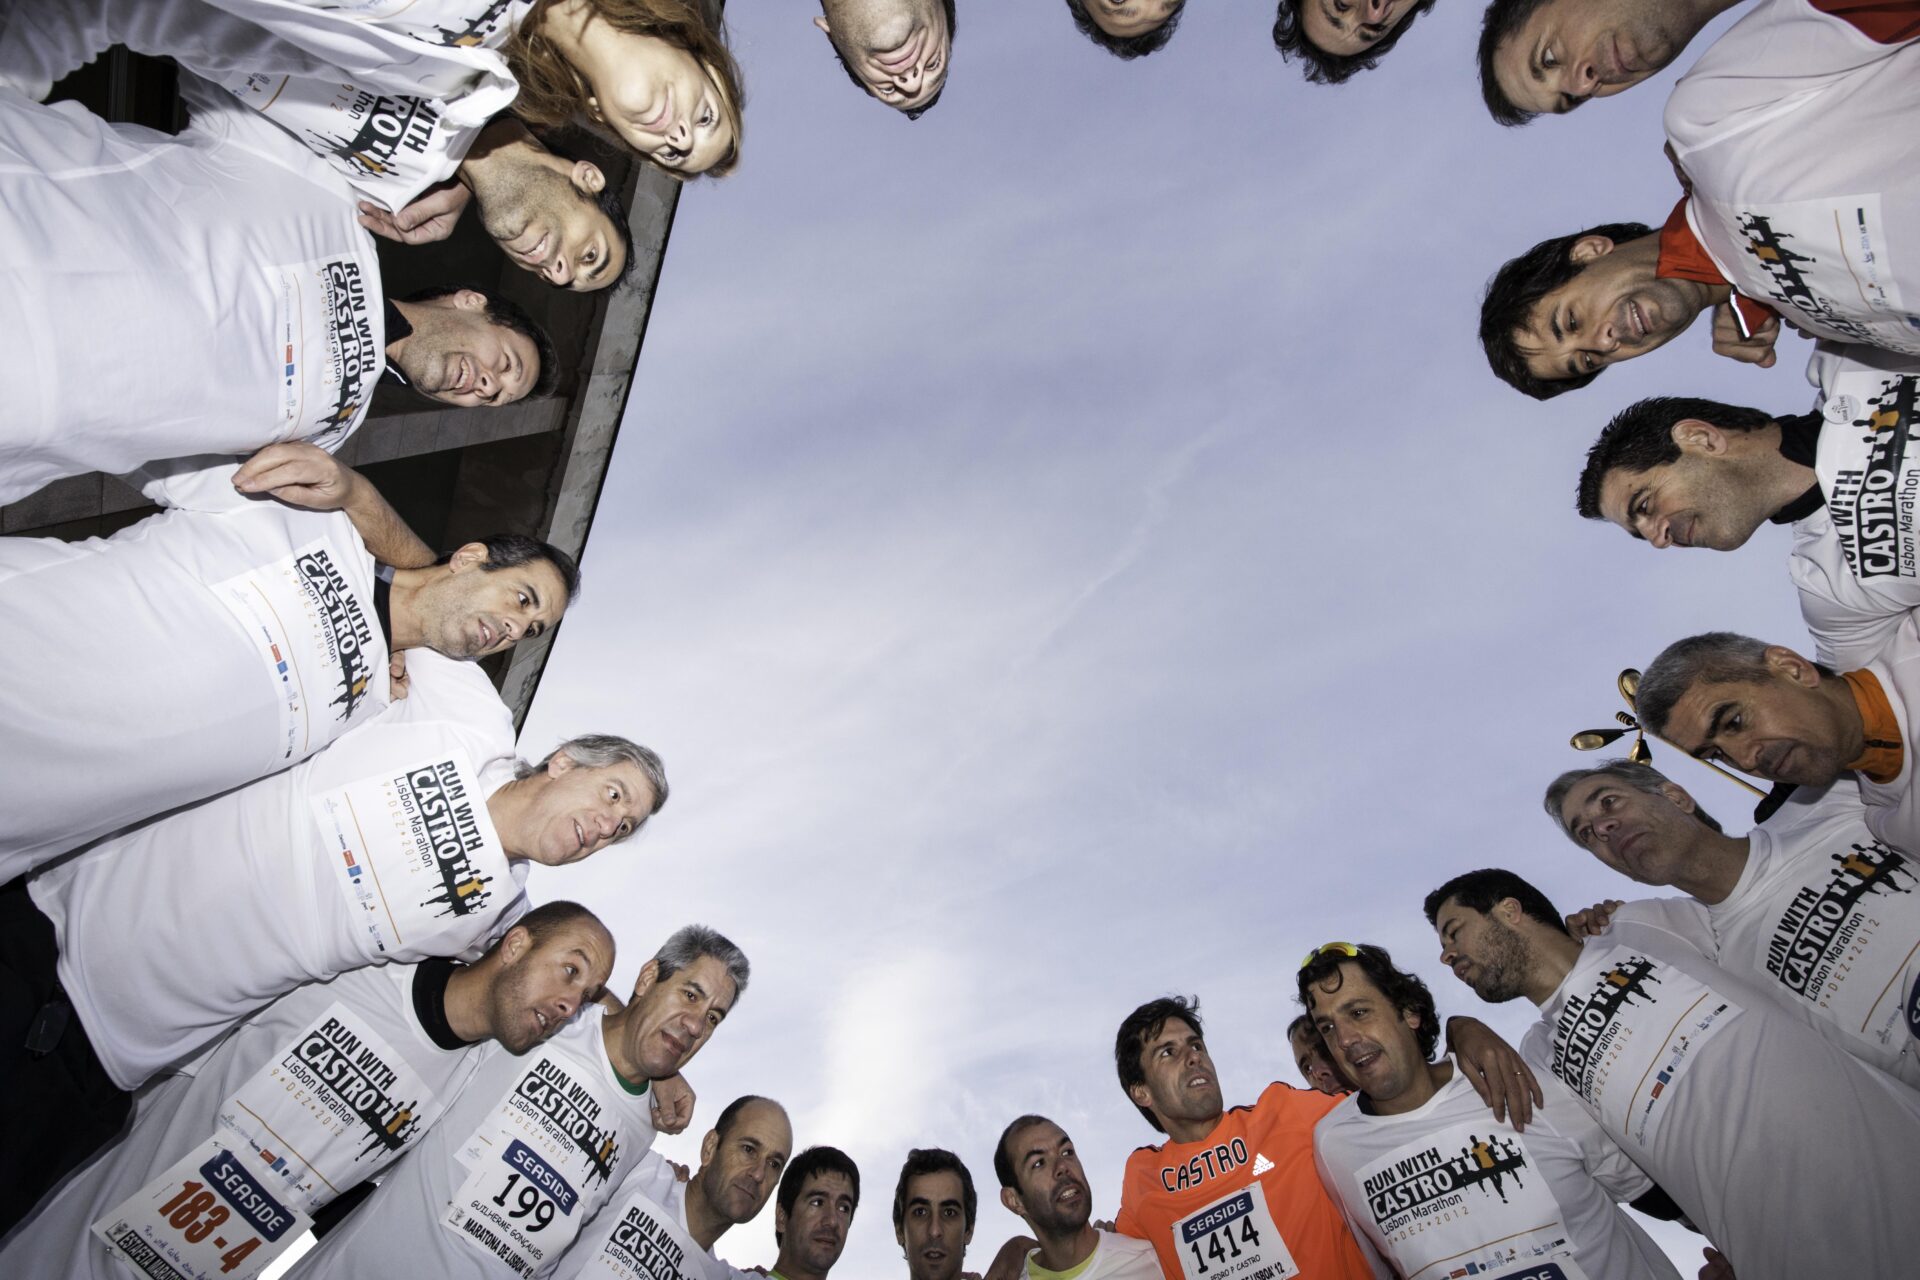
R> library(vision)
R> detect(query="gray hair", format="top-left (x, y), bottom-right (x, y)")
top-left (514, 734), bottom-right (669, 833)
top-left (1543, 759), bottom-right (1722, 836)
top-left (654, 924), bottom-right (750, 1006)
top-left (1635, 632), bottom-right (1773, 736)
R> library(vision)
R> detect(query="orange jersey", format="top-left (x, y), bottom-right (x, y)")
top-left (1116, 1082), bottom-right (1373, 1280)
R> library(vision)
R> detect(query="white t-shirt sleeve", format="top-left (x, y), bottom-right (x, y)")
top-left (124, 454), bottom-right (254, 512)
top-left (1543, 1074), bottom-right (1654, 1204)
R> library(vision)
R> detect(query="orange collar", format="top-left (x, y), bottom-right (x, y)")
top-left (1656, 197), bottom-right (1778, 338)
top-left (1843, 668), bottom-right (1905, 784)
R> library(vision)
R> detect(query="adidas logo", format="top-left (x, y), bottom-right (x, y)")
top-left (1250, 1152), bottom-right (1274, 1176)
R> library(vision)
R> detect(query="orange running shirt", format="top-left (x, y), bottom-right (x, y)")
top-left (1115, 1082), bottom-right (1374, 1280)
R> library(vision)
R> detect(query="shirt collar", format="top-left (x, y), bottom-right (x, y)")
top-left (1656, 197), bottom-right (1778, 338)
top-left (412, 957), bottom-right (480, 1052)
top-left (1768, 411), bottom-right (1827, 523)
top-left (373, 565), bottom-right (395, 647)
top-left (1843, 668), bottom-right (1905, 784)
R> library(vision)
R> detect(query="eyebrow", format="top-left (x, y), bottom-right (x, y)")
top-left (1626, 488), bottom-right (1649, 539)
top-left (583, 240), bottom-right (609, 284)
top-left (1699, 704), bottom-right (1736, 751)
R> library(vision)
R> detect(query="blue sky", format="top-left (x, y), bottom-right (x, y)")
top-left (517, 3), bottom-right (1810, 1273)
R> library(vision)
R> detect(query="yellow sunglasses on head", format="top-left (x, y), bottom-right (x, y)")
top-left (1298, 941), bottom-right (1360, 972)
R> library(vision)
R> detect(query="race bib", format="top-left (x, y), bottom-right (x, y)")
top-left (263, 256), bottom-right (381, 451)
top-left (580, 1191), bottom-right (727, 1280)
top-left (1173, 1183), bottom-right (1297, 1280)
top-left (1549, 948), bottom-right (1742, 1147)
top-left (441, 1054), bottom-right (639, 1277)
top-left (93, 1138), bottom-right (311, 1280)
top-left (1701, 191), bottom-right (1920, 353)
top-left (1353, 1124), bottom-right (1581, 1279)
top-left (1820, 369), bottom-right (1920, 586)
top-left (209, 539), bottom-right (381, 762)
top-left (310, 749), bottom-right (510, 956)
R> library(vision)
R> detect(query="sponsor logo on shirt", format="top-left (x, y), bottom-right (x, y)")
top-left (1737, 213), bottom-right (1876, 344)
top-left (517, 1057), bottom-right (621, 1187)
top-left (316, 259), bottom-right (378, 443)
top-left (307, 89), bottom-right (441, 183)
top-left (434, 0), bottom-right (518, 46)
top-left (287, 1015), bottom-right (426, 1161)
top-left (1766, 841), bottom-right (1915, 997)
top-left (400, 759), bottom-right (498, 918)
top-left (1827, 373), bottom-right (1920, 580)
top-left (1361, 1133), bottom-right (1530, 1226)
top-left (296, 547), bottom-right (377, 719)
top-left (608, 1202), bottom-right (690, 1277)
top-left (1157, 1136), bottom-right (1251, 1192)
top-left (1550, 955), bottom-right (1663, 1095)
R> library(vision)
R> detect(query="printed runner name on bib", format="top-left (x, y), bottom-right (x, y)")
top-left (1754, 838), bottom-right (1920, 1048)
top-left (1355, 1122), bottom-right (1579, 1280)
top-left (1823, 369), bottom-right (1920, 585)
top-left (1706, 192), bottom-right (1920, 353)
top-left (311, 748), bottom-right (508, 955)
top-left (1174, 1182), bottom-right (1297, 1280)
top-left (93, 1137), bottom-right (312, 1280)
top-left (442, 1053), bottom-right (629, 1277)
top-left (593, 1193), bottom-right (708, 1280)
top-left (210, 539), bottom-right (379, 763)
top-left (1549, 947), bottom-right (1742, 1147)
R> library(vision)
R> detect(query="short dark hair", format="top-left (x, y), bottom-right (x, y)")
top-left (1424, 869), bottom-right (1572, 937)
top-left (399, 283), bottom-right (561, 397)
top-left (892, 1148), bottom-right (977, 1232)
top-left (1577, 397), bottom-right (1777, 519)
top-left (829, 0), bottom-right (954, 119)
top-left (713, 1094), bottom-right (778, 1142)
top-left (538, 135), bottom-right (639, 289)
top-left (775, 1145), bottom-right (860, 1244)
top-left (1285, 1011), bottom-right (1315, 1041)
top-left (1480, 222), bottom-right (1654, 400)
top-left (1270, 0), bottom-right (1437, 84)
top-left (1064, 0), bottom-right (1185, 59)
top-left (1478, 0), bottom-right (1558, 126)
top-left (1543, 759), bottom-right (1724, 836)
top-left (1296, 943), bottom-right (1441, 1063)
top-left (474, 532), bottom-right (582, 604)
top-left (486, 899), bottom-right (605, 960)
top-left (1114, 995), bottom-right (1202, 1132)
top-left (992, 1114), bottom-right (1054, 1190)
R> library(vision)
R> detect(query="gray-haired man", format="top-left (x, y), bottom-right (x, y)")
top-left (286, 925), bottom-right (750, 1280)
top-left (1547, 758), bottom-right (1920, 1088)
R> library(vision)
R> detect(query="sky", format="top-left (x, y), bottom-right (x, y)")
top-left (509, 2), bottom-right (1813, 1275)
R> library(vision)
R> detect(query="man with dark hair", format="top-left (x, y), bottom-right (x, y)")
top-left (1475, 0), bottom-right (1744, 125)
top-left (1110, 993), bottom-right (1538, 1280)
top-left (813, 0), bottom-right (953, 119)
top-left (0, 77), bottom-right (553, 508)
top-left (0, 443), bottom-right (578, 876)
top-left (0, 901), bottom-right (615, 1254)
top-left (893, 1148), bottom-right (975, 1280)
top-left (1577, 350), bottom-right (1920, 667)
top-left (1302, 942), bottom-right (1683, 1280)
top-left (1063, 0), bottom-right (1185, 59)
top-left (358, 117), bottom-right (632, 293)
top-left (987, 1116), bottom-right (1159, 1279)
top-left (772, 1146), bottom-right (861, 1280)
top-left (1426, 866), bottom-right (1920, 1278)
top-left (1549, 759), bottom-right (1920, 1088)
top-left (551, 1095), bottom-right (793, 1279)
top-left (288, 925), bottom-right (744, 1278)
top-left (1270, 0), bottom-right (1436, 85)
top-left (1479, 217), bottom-right (1779, 400)
top-left (1287, 1012), bottom-right (1350, 1095)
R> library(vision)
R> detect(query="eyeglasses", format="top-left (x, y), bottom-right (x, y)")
top-left (1299, 941), bottom-right (1360, 972)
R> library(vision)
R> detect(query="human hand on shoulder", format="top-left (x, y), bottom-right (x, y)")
top-left (357, 181), bottom-right (471, 244)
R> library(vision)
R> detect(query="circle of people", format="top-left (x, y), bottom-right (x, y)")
top-left (0, 2), bottom-right (1917, 1280)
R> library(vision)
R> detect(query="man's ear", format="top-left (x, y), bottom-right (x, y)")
top-left (813, 15), bottom-right (834, 37)
top-left (571, 160), bottom-right (606, 195)
top-left (1127, 1081), bottom-right (1155, 1114)
top-left (630, 957), bottom-right (661, 1002)
top-left (999, 1186), bottom-right (1025, 1221)
top-left (453, 288), bottom-right (489, 312)
top-left (1567, 234), bottom-right (1616, 265)
top-left (1658, 781), bottom-right (1698, 815)
top-left (448, 541), bottom-right (491, 573)
top-left (1765, 645), bottom-right (1823, 688)
top-left (547, 751), bottom-right (578, 778)
top-left (500, 924), bottom-right (532, 966)
top-left (700, 1126), bottom-right (720, 1167)
top-left (1671, 419), bottom-right (1732, 457)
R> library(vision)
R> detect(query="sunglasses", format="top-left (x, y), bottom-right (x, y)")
top-left (1298, 941), bottom-right (1360, 972)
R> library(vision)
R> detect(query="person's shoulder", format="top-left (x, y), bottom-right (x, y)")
top-left (1255, 1078), bottom-right (1340, 1120)
top-left (1091, 1229), bottom-right (1164, 1278)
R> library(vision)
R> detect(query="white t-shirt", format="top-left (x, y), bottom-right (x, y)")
top-left (0, 458), bottom-right (387, 879)
top-left (548, 1151), bottom-right (756, 1280)
top-left (28, 653), bottom-right (522, 1090)
top-left (1522, 905), bottom-right (1920, 1279)
top-left (286, 1004), bottom-right (661, 1280)
top-left (1312, 1058), bottom-right (1676, 1280)
top-left (1666, 0), bottom-right (1920, 356)
top-left (0, 80), bottom-right (384, 505)
top-left (1703, 777), bottom-right (1920, 1087)
top-left (1794, 345), bottom-right (1920, 667)
top-left (1019, 1228), bottom-right (1198, 1280)
top-left (0, 0), bottom-right (526, 210)
top-left (0, 961), bottom-right (486, 1280)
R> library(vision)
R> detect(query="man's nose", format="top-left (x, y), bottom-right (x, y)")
top-left (1362, 0), bottom-right (1389, 20)
top-left (547, 251), bottom-right (573, 286)
top-left (1646, 517), bottom-right (1673, 549)
top-left (894, 64), bottom-right (922, 95)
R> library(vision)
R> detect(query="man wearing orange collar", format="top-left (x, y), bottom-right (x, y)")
top-left (1635, 630), bottom-right (1920, 853)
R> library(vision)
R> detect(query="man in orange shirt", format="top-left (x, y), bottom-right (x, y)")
top-left (1112, 994), bottom-right (1539, 1280)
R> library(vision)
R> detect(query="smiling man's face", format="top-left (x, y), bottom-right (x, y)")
top-left (1515, 236), bottom-right (1711, 385)
top-left (1490, 0), bottom-right (1704, 118)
